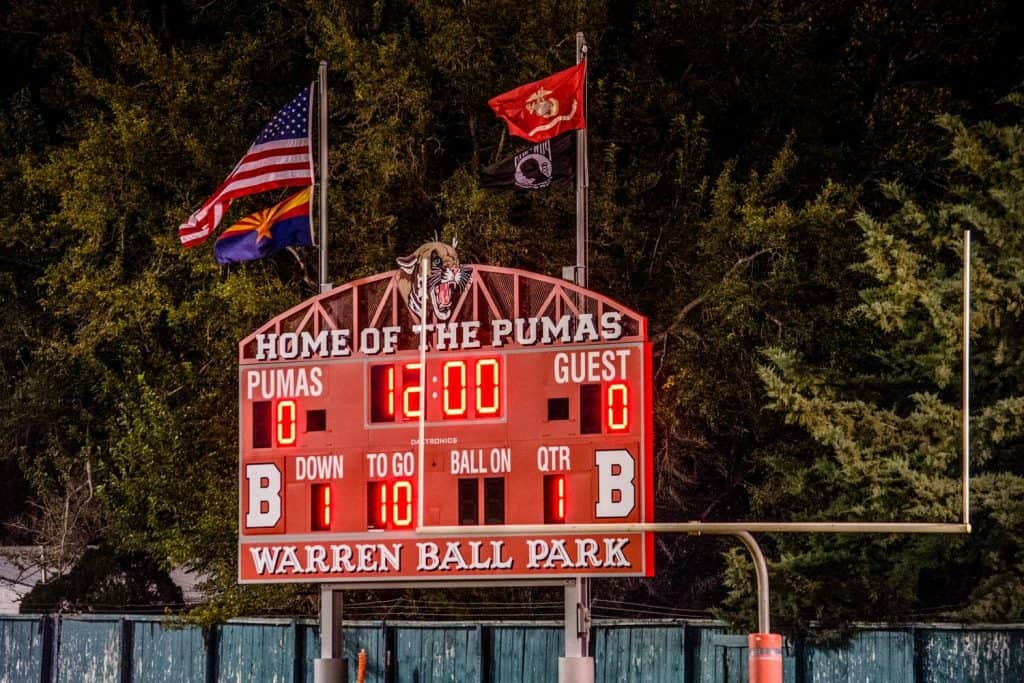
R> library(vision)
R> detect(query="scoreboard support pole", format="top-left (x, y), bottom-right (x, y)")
top-left (314, 587), bottom-right (347, 683)
top-left (560, 577), bottom-right (594, 683)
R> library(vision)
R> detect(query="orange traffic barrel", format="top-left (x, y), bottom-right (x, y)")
top-left (748, 633), bottom-right (782, 683)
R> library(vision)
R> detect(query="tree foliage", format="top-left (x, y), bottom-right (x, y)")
top-left (2, 0), bottom-right (1023, 625)
top-left (735, 104), bottom-right (1024, 631)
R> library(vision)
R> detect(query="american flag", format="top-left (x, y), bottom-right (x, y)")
top-left (179, 85), bottom-right (315, 248)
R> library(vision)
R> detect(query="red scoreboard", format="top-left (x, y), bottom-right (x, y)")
top-left (238, 253), bottom-right (653, 583)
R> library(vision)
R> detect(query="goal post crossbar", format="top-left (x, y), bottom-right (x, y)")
top-left (418, 521), bottom-right (970, 536)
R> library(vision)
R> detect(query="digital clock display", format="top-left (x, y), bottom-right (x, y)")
top-left (237, 260), bottom-right (653, 583)
top-left (369, 357), bottom-right (503, 422)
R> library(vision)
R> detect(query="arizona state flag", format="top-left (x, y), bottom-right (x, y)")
top-left (480, 131), bottom-right (575, 189)
top-left (214, 187), bottom-right (312, 265)
top-left (488, 61), bottom-right (586, 143)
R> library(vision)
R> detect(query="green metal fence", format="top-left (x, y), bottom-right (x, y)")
top-left (2, 615), bottom-right (1022, 682)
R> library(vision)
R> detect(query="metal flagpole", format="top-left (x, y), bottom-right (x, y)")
top-left (312, 60), bottom-right (344, 683)
top-left (319, 61), bottom-right (331, 293)
top-left (575, 35), bottom-right (589, 290)
top-left (560, 31), bottom-right (594, 683)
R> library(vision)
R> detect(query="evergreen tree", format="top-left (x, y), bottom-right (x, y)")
top-left (733, 100), bottom-right (1024, 629)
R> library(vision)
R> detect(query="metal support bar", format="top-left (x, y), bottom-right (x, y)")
top-left (561, 577), bottom-right (594, 683)
top-left (577, 577), bottom-right (591, 655)
top-left (314, 586), bottom-right (347, 683)
top-left (320, 586), bottom-right (343, 659)
top-left (564, 580), bottom-right (582, 658)
top-left (420, 521), bottom-right (970, 535)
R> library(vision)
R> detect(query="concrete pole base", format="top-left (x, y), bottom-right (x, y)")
top-left (313, 658), bottom-right (347, 683)
top-left (559, 656), bottom-right (594, 683)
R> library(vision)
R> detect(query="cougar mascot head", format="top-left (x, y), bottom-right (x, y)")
top-left (396, 240), bottom-right (472, 321)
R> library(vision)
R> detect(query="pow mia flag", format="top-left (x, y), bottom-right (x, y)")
top-left (480, 131), bottom-right (575, 190)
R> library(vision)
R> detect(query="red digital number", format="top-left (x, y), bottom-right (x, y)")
top-left (401, 363), bottom-right (422, 420)
top-left (311, 483), bottom-right (331, 531)
top-left (443, 361), bottom-right (467, 418)
top-left (370, 365), bottom-right (396, 422)
top-left (475, 358), bottom-right (501, 416)
top-left (544, 474), bottom-right (566, 523)
top-left (276, 399), bottom-right (297, 446)
top-left (606, 382), bottom-right (629, 432)
top-left (368, 480), bottom-right (415, 530)
top-left (392, 480), bottom-right (414, 527)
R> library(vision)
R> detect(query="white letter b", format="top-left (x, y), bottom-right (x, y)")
top-left (595, 449), bottom-right (635, 518)
top-left (245, 463), bottom-right (282, 528)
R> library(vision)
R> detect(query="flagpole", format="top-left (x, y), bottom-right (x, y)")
top-left (318, 61), bottom-right (331, 292)
top-left (575, 34), bottom-right (589, 289)
top-left (565, 31), bottom-right (593, 682)
top-left (314, 65), bottom-right (341, 683)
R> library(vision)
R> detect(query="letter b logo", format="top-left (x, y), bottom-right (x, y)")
top-left (245, 463), bottom-right (282, 528)
top-left (595, 449), bottom-right (635, 518)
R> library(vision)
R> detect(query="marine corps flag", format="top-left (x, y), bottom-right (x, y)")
top-left (488, 61), bottom-right (586, 143)
top-left (480, 131), bottom-right (575, 189)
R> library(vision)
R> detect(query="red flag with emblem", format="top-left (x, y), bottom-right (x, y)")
top-left (487, 61), bottom-right (586, 143)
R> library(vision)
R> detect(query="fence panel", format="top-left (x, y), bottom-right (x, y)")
top-left (54, 617), bottom-right (121, 683)
top-left (709, 634), bottom-right (748, 683)
top-left (592, 623), bottom-right (686, 683)
top-left (690, 625), bottom-right (728, 683)
top-left (393, 624), bottom-right (481, 682)
top-left (130, 619), bottom-right (207, 683)
top-left (216, 620), bottom-right (297, 682)
top-left (802, 629), bottom-right (914, 683)
top-left (342, 624), bottom-right (388, 683)
top-left (0, 615), bottom-right (46, 683)
top-left (918, 627), bottom-right (1024, 682)
top-left (488, 624), bottom-right (561, 683)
